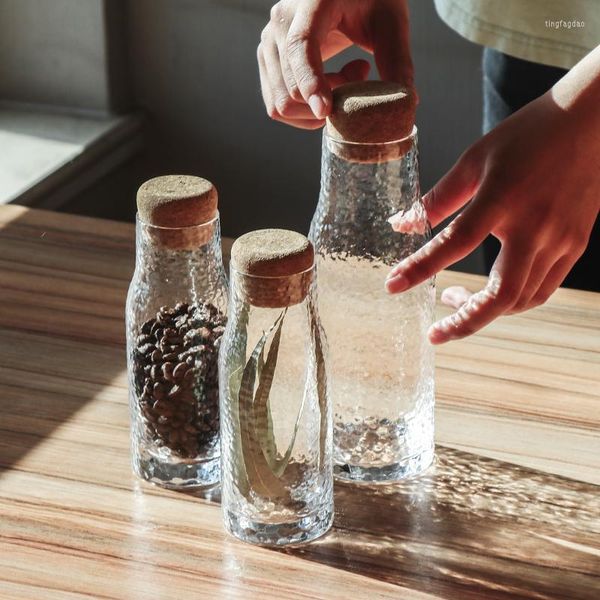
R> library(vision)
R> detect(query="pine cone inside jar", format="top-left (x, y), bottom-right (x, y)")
top-left (133, 302), bottom-right (226, 458)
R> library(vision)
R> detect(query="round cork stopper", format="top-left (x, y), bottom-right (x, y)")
top-left (137, 175), bottom-right (217, 227)
top-left (231, 229), bottom-right (314, 308)
top-left (136, 175), bottom-right (218, 250)
top-left (326, 81), bottom-right (417, 163)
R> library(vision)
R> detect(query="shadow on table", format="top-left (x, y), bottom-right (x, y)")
top-left (0, 206), bottom-right (135, 476)
top-left (285, 448), bottom-right (600, 600)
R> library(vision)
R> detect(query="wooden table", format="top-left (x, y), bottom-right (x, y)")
top-left (1, 205), bottom-right (598, 600)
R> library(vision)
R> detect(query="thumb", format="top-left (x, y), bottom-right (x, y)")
top-left (325, 59), bottom-right (371, 89)
top-left (287, 2), bottom-right (338, 118)
top-left (370, 2), bottom-right (414, 88)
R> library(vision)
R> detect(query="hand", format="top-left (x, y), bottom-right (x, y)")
top-left (257, 0), bottom-right (414, 129)
top-left (386, 60), bottom-right (600, 344)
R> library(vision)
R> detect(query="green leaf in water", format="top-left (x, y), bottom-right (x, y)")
top-left (236, 302), bottom-right (326, 498)
top-left (271, 384), bottom-right (307, 478)
top-left (252, 310), bottom-right (286, 470)
top-left (309, 299), bottom-right (328, 469)
top-left (238, 312), bottom-right (288, 498)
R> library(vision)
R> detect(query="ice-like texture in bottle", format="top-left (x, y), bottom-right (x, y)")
top-left (310, 130), bottom-right (435, 482)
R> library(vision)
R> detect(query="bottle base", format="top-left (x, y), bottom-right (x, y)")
top-left (134, 453), bottom-right (220, 489)
top-left (224, 508), bottom-right (333, 547)
top-left (334, 445), bottom-right (434, 483)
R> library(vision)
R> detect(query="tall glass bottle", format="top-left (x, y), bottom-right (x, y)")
top-left (309, 82), bottom-right (435, 483)
top-left (220, 229), bottom-right (333, 546)
top-left (126, 176), bottom-right (228, 488)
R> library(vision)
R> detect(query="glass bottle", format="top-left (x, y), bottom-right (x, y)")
top-left (126, 175), bottom-right (228, 488)
top-left (309, 82), bottom-right (435, 483)
top-left (220, 229), bottom-right (333, 546)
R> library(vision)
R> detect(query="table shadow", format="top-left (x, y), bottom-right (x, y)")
top-left (285, 449), bottom-right (600, 600)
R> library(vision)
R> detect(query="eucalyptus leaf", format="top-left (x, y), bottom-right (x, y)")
top-left (228, 302), bottom-right (250, 496)
top-left (309, 299), bottom-right (328, 469)
top-left (271, 302), bottom-right (323, 478)
top-left (252, 310), bottom-right (286, 470)
top-left (238, 313), bottom-right (287, 498)
top-left (272, 385), bottom-right (307, 478)
top-left (228, 366), bottom-right (244, 401)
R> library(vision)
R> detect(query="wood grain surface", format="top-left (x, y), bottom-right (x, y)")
top-left (0, 205), bottom-right (599, 600)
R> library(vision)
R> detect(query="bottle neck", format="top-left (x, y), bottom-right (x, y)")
top-left (229, 266), bottom-right (314, 311)
top-left (312, 129), bottom-right (427, 263)
top-left (318, 130), bottom-right (419, 211)
top-left (135, 216), bottom-right (226, 290)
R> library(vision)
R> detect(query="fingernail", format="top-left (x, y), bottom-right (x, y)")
top-left (385, 274), bottom-right (409, 294)
top-left (386, 264), bottom-right (404, 280)
top-left (308, 94), bottom-right (327, 119)
top-left (428, 323), bottom-right (448, 345)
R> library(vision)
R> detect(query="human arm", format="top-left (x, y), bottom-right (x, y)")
top-left (386, 44), bottom-right (600, 343)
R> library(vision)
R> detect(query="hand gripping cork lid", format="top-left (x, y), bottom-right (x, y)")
top-left (231, 229), bottom-right (315, 308)
top-left (137, 175), bottom-right (218, 250)
top-left (326, 81), bottom-right (417, 163)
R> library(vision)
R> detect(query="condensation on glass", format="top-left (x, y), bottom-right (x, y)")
top-left (309, 128), bottom-right (435, 483)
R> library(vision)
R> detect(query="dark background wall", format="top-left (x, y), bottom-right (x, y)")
top-left (64, 0), bottom-right (485, 272)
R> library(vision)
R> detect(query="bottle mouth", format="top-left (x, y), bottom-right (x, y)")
top-left (137, 212), bottom-right (220, 251)
top-left (323, 126), bottom-right (417, 164)
top-left (137, 212), bottom-right (220, 231)
top-left (324, 124), bottom-right (417, 148)
top-left (230, 264), bottom-right (314, 309)
top-left (230, 263), bottom-right (315, 281)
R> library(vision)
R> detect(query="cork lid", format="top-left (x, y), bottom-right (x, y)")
top-left (231, 229), bottom-right (314, 308)
top-left (326, 81), bottom-right (416, 162)
top-left (137, 175), bottom-right (218, 228)
top-left (136, 175), bottom-right (218, 250)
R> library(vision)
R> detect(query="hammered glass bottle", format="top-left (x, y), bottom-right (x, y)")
top-left (126, 176), bottom-right (228, 488)
top-left (220, 229), bottom-right (333, 546)
top-left (310, 85), bottom-right (435, 483)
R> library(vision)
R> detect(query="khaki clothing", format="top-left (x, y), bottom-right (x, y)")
top-left (434, 0), bottom-right (600, 69)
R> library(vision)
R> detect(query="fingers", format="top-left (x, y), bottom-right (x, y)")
top-left (429, 242), bottom-right (535, 344)
top-left (518, 237), bottom-right (586, 310)
top-left (528, 254), bottom-right (575, 307)
top-left (507, 253), bottom-right (556, 314)
top-left (273, 117), bottom-right (326, 130)
top-left (258, 45), bottom-right (325, 129)
top-left (370, 0), bottom-right (414, 86)
top-left (259, 0), bottom-right (333, 122)
top-left (341, 58), bottom-right (372, 84)
top-left (273, 59), bottom-right (367, 127)
top-left (259, 3), bottom-right (368, 125)
top-left (324, 59), bottom-right (371, 90)
top-left (422, 148), bottom-right (482, 228)
top-left (385, 197), bottom-right (498, 294)
top-left (286, 2), bottom-right (335, 118)
top-left (269, 3), bottom-right (300, 101)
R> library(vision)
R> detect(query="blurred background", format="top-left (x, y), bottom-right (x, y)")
top-left (0, 0), bottom-right (484, 272)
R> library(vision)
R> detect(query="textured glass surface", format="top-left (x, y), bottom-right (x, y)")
top-left (309, 131), bottom-right (435, 482)
top-left (219, 269), bottom-right (333, 546)
top-left (125, 216), bottom-right (228, 488)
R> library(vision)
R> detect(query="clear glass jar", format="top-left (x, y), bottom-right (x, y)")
top-left (219, 231), bottom-right (333, 546)
top-left (309, 128), bottom-right (435, 482)
top-left (126, 215), bottom-right (228, 488)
